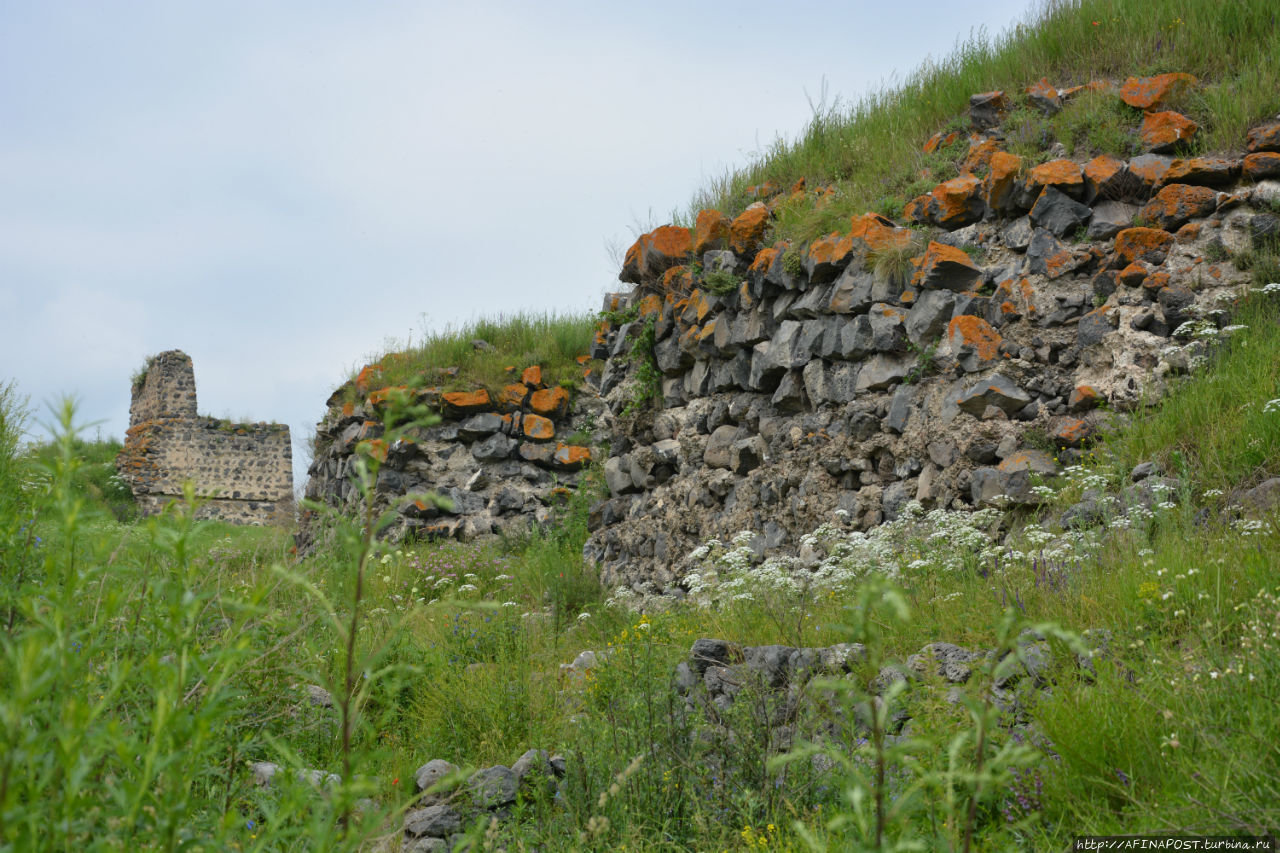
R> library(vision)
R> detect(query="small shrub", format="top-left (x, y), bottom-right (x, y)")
top-left (904, 337), bottom-right (940, 384)
top-left (702, 267), bottom-right (740, 296)
top-left (782, 247), bottom-right (805, 278)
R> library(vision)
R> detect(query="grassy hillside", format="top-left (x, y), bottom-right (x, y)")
top-left (4, 0), bottom-right (1280, 849)
top-left (686, 0), bottom-right (1280, 247)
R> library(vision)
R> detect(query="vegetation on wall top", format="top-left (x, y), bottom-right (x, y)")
top-left (686, 0), bottom-right (1280, 248)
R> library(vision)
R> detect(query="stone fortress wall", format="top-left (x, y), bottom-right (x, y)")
top-left (303, 361), bottom-right (605, 544)
top-left (117, 350), bottom-right (293, 525)
top-left (300, 73), bottom-right (1280, 592)
top-left (582, 75), bottom-right (1280, 592)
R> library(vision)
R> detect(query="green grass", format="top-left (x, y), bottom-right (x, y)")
top-left (687, 0), bottom-right (1280, 246)
top-left (1049, 86), bottom-right (1143, 159)
top-left (348, 311), bottom-right (598, 397)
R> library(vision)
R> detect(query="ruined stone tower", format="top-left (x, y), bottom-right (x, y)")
top-left (117, 350), bottom-right (294, 524)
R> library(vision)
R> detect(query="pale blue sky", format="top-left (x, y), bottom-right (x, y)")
top-left (1, 0), bottom-right (1035, 481)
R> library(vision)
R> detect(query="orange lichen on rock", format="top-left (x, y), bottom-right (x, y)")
top-left (1139, 183), bottom-right (1217, 230)
top-left (619, 225), bottom-right (693, 283)
top-left (341, 401), bottom-right (356, 417)
top-left (914, 241), bottom-right (980, 291)
top-left (1084, 154), bottom-right (1128, 197)
top-left (522, 413), bottom-right (555, 441)
top-left (927, 175), bottom-right (985, 228)
top-left (646, 225), bottom-right (692, 269)
top-left (620, 239), bottom-right (644, 283)
top-left (553, 443), bottom-right (592, 470)
top-left (1141, 111), bottom-right (1198, 153)
top-left (750, 245), bottom-right (781, 274)
top-left (1041, 244), bottom-right (1076, 280)
top-left (729, 205), bottom-right (771, 255)
top-left (1115, 227), bottom-right (1175, 264)
top-left (948, 315), bottom-right (1002, 362)
top-left (923, 129), bottom-right (959, 154)
top-left (442, 389), bottom-right (491, 415)
top-left (1175, 221), bottom-right (1202, 243)
top-left (1028, 159), bottom-right (1084, 196)
top-left (1128, 155), bottom-right (1172, 190)
top-left (984, 151), bottom-right (1023, 211)
top-left (1060, 79), bottom-right (1112, 100)
top-left (996, 451), bottom-right (1053, 474)
top-left (992, 277), bottom-right (1037, 317)
top-left (1025, 77), bottom-right (1060, 112)
top-left (648, 226), bottom-right (691, 257)
top-left (1142, 271), bottom-right (1172, 293)
top-left (1162, 157), bottom-right (1239, 187)
top-left (520, 365), bottom-right (543, 388)
top-left (367, 385), bottom-right (408, 407)
top-left (903, 195), bottom-right (931, 224)
top-left (685, 289), bottom-right (714, 324)
top-left (960, 138), bottom-right (1001, 174)
top-left (1119, 73), bottom-right (1197, 111)
top-left (696, 320), bottom-right (717, 346)
top-left (849, 212), bottom-right (911, 251)
top-left (529, 386), bottom-right (569, 419)
top-left (1069, 385), bottom-right (1099, 412)
top-left (661, 265), bottom-right (693, 293)
top-left (1117, 262), bottom-right (1150, 287)
top-left (805, 231), bottom-right (855, 270)
top-left (1243, 152), bottom-right (1280, 180)
top-left (747, 180), bottom-right (780, 199)
top-left (354, 363), bottom-right (384, 394)
top-left (692, 209), bottom-right (731, 255)
top-left (637, 293), bottom-right (663, 319)
top-left (1247, 122), bottom-right (1280, 153)
top-left (1051, 417), bottom-right (1092, 448)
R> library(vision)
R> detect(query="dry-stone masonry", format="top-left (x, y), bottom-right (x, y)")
top-left (116, 350), bottom-right (293, 524)
top-left (584, 77), bottom-right (1280, 593)
top-left (299, 76), bottom-right (1280, 594)
top-left (304, 359), bottom-right (606, 543)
